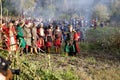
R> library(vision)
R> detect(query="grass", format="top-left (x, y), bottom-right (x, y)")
top-left (0, 27), bottom-right (120, 80)
top-left (89, 66), bottom-right (120, 80)
top-left (85, 57), bottom-right (97, 64)
top-left (0, 49), bottom-right (120, 80)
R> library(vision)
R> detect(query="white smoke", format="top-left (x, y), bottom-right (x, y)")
top-left (9, 0), bottom-right (112, 20)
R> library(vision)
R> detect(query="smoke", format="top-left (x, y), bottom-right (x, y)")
top-left (33, 0), bottom-right (95, 20)
top-left (9, 0), bottom-right (112, 20)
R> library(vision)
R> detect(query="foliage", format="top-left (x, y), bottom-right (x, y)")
top-left (110, 0), bottom-right (120, 21)
top-left (0, 52), bottom-right (81, 80)
top-left (86, 27), bottom-right (120, 53)
top-left (93, 4), bottom-right (110, 21)
top-left (0, 0), bottom-right (120, 22)
top-left (0, 46), bottom-right (120, 80)
top-left (60, 70), bottom-right (79, 80)
top-left (79, 42), bottom-right (89, 52)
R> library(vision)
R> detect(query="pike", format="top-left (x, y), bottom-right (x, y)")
top-left (0, 0), bottom-right (2, 25)
top-left (0, 0), bottom-right (2, 46)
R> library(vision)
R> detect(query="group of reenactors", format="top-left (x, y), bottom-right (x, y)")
top-left (0, 18), bottom-right (81, 57)
top-left (0, 18), bottom-right (81, 80)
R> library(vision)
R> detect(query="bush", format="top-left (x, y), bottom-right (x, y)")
top-left (86, 27), bottom-right (120, 53)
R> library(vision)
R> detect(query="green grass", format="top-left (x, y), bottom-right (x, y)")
top-left (0, 27), bottom-right (120, 80)
top-left (85, 57), bottom-right (97, 64)
top-left (0, 50), bottom-right (120, 80)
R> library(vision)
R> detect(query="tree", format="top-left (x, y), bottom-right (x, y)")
top-left (110, 0), bottom-right (120, 21)
top-left (93, 4), bottom-right (110, 21)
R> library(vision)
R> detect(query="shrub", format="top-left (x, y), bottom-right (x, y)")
top-left (86, 27), bottom-right (120, 54)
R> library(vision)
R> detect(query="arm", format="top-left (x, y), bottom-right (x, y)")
top-left (6, 69), bottom-right (13, 80)
top-left (0, 73), bottom-right (6, 80)
top-left (0, 69), bottom-right (13, 80)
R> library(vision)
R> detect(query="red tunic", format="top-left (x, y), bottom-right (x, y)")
top-left (45, 29), bottom-right (52, 47)
top-left (37, 27), bottom-right (45, 49)
top-left (74, 32), bottom-right (80, 53)
top-left (37, 37), bottom-right (44, 49)
top-left (54, 30), bottom-right (62, 47)
top-left (9, 26), bottom-right (18, 51)
top-left (74, 32), bottom-right (80, 41)
top-left (1, 24), bottom-right (9, 49)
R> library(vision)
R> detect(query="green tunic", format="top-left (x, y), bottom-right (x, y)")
top-left (17, 25), bottom-right (26, 48)
top-left (64, 32), bottom-right (75, 53)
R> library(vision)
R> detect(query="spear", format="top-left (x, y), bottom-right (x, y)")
top-left (0, 0), bottom-right (2, 43)
top-left (0, 0), bottom-right (2, 25)
top-left (5, 9), bottom-right (8, 21)
top-left (20, 0), bottom-right (23, 18)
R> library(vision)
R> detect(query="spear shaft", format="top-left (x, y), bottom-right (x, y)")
top-left (0, 0), bottom-right (2, 24)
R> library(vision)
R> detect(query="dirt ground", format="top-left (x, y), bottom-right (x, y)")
top-left (26, 51), bottom-right (120, 80)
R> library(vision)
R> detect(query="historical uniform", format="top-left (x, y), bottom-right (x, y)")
top-left (9, 23), bottom-right (18, 52)
top-left (37, 23), bottom-right (45, 53)
top-left (17, 25), bottom-right (26, 48)
top-left (64, 25), bottom-right (80, 56)
top-left (24, 24), bottom-right (32, 46)
top-left (73, 30), bottom-right (80, 54)
top-left (31, 24), bottom-right (37, 48)
top-left (1, 23), bottom-right (9, 50)
top-left (31, 23), bottom-right (38, 54)
top-left (64, 31), bottom-right (75, 55)
top-left (45, 26), bottom-right (53, 53)
top-left (53, 26), bottom-right (62, 54)
top-left (23, 23), bottom-right (32, 53)
top-left (45, 28), bottom-right (52, 47)
top-left (16, 23), bottom-right (26, 55)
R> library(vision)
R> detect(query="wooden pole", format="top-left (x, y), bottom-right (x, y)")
top-left (0, 0), bottom-right (2, 45)
top-left (21, 0), bottom-right (23, 18)
top-left (6, 9), bottom-right (8, 21)
top-left (0, 0), bottom-right (2, 25)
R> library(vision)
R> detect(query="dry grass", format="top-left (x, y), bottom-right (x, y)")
top-left (0, 49), bottom-right (120, 80)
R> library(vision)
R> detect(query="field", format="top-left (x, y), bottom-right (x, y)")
top-left (0, 27), bottom-right (120, 80)
top-left (0, 50), bottom-right (120, 80)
